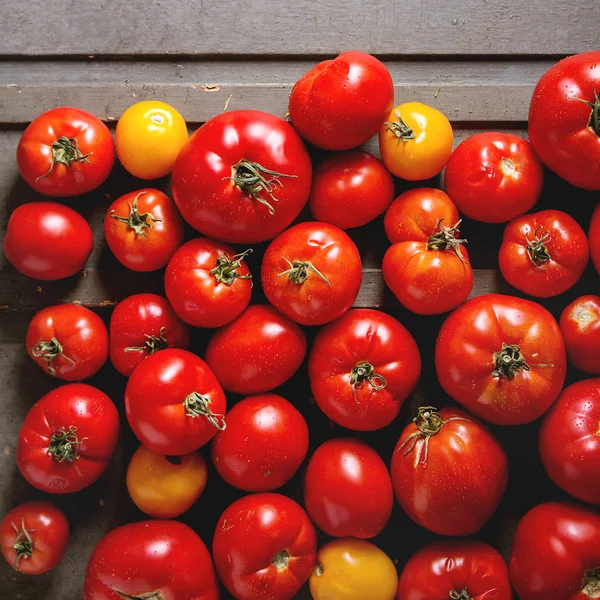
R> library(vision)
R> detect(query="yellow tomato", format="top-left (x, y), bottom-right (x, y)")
top-left (126, 445), bottom-right (207, 518)
top-left (116, 100), bottom-right (188, 179)
top-left (379, 102), bottom-right (453, 181)
top-left (310, 538), bottom-right (398, 600)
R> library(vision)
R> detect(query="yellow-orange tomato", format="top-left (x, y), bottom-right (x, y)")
top-left (379, 102), bottom-right (453, 181)
top-left (116, 100), bottom-right (188, 179)
top-left (126, 445), bottom-right (207, 518)
top-left (310, 538), bottom-right (398, 600)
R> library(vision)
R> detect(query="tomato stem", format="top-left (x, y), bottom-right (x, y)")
top-left (184, 392), bottom-right (226, 430)
top-left (47, 426), bottom-right (87, 463)
top-left (11, 518), bottom-right (34, 570)
top-left (581, 567), bottom-right (600, 598)
top-left (427, 219), bottom-right (469, 263)
top-left (124, 327), bottom-right (169, 355)
top-left (210, 248), bottom-right (253, 285)
top-left (525, 225), bottom-right (552, 265)
top-left (110, 192), bottom-right (162, 236)
top-left (350, 362), bottom-right (387, 390)
top-left (36, 136), bottom-right (92, 181)
top-left (492, 343), bottom-right (531, 380)
top-left (272, 549), bottom-right (291, 571)
top-left (112, 590), bottom-right (167, 600)
top-left (450, 589), bottom-right (473, 600)
top-left (278, 258), bottom-right (331, 285)
top-left (383, 109), bottom-right (416, 142)
top-left (31, 337), bottom-right (75, 376)
top-left (574, 87), bottom-right (600, 137)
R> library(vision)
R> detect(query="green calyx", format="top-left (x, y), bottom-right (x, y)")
top-left (124, 327), bottom-right (169, 355)
top-left (575, 87), bottom-right (600, 137)
top-left (113, 590), bottom-right (166, 600)
top-left (210, 249), bottom-right (253, 285)
top-left (383, 109), bottom-right (416, 142)
top-left (492, 343), bottom-right (531, 379)
top-left (31, 337), bottom-right (74, 376)
top-left (449, 589), bottom-right (473, 600)
top-left (36, 136), bottom-right (92, 181)
top-left (581, 566), bottom-right (600, 598)
top-left (525, 225), bottom-right (552, 265)
top-left (350, 362), bottom-right (387, 390)
top-left (47, 426), bottom-right (87, 463)
top-left (184, 392), bottom-right (226, 430)
top-left (427, 219), bottom-right (469, 262)
top-left (278, 258), bottom-right (330, 285)
top-left (11, 518), bottom-right (34, 570)
top-left (110, 191), bottom-right (162, 236)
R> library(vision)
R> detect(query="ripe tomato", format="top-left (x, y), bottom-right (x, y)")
top-left (261, 222), bottom-right (363, 326)
top-left (213, 493), bottom-right (317, 600)
top-left (26, 304), bottom-right (108, 381)
top-left (304, 438), bottom-right (393, 539)
top-left (379, 102), bottom-right (453, 180)
top-left (509, 502), bottom-right (600, 600)
top-left (206, 305), bottom-right (306, 395)
top-left (560, 296), bottom-right (600, 374)
top-left (125, 348), bottom-right (226, 455)
top-left (289, 51), bottom-right (394, 151)
top-left (84, 520), bottom-right (219, 600)
top-left (444, 132), bottom-right (543, 223)
top-left (4, 202), bottom-right (93, 280)
top-left (17, 383), bottom-right (119, 494)
top-left (435, 294), bottom-right (566, 425)
top-left (310, 538), bottom-right (398, 600)
top-left (17, 107), bottom-right (114, 197)
top-left (591, 203), bottom-right (600, 275)
top-left (173, 109), bottom-right (312, 243)
top-left (165, 237), bottom-right (253, 328)
top-left (109, 293), bottom-right (190, 377)
top-left (499, 209), bottom-right (589, 297)
top-left (211, 393), bottom-right (308, 492)
top-left (528, 51), bottom-right (600, 190)
top-left (309, 151), bottom-right (395, 229)
top-left (104, 188), bottom-right (185, 272)
top-left (308, 309), bottom-right (421, 431)
top-left (0, 501), bottom-right (69, 575)
top-left (391, 406), bottom-right (508, 536)
top-left (397, 540), bottom-right (512, 600)
top-left (116, 100), bottom-right (188, 180)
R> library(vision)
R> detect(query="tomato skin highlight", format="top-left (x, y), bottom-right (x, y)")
top-left (591, 203), bottom-right (600, 275)
top-left (560, 295), bottom-right (600, 374)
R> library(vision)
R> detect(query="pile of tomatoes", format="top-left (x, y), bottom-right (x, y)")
top-left (2, 49), bottom-right (600, 600)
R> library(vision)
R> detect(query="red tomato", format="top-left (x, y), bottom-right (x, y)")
top-left (205, 305), bottom-right (307, 395)
top-left (308, 309), bottom-right (421, 431)
top-left (289, 51), bottom-right (394, 151)
top-left (125, 348), bottom-right (226, 455)
top-left (213, 493), bottom-right (317, 600)
top-left (26, 304), bottom-right (108, 381)
top-left (591, 203), bottom-right (600, 275)
top-left (0, 501), bottom-right (69, 575)
top-left (165, 237), bottom-right (253, 328)
top-left (560, 295), bottom-right (600, 374)
top-left (84, 520), bottom-right (219, 600)
top-left (17, 107), bottom-right (115, 197)
top-left (104, 188), bottom-right (184, 272)
top-left (109, 293), bottom-right (191, 377)
top-left (17, 384), bottom-right (119, 494)
top-left (211, 393), bottom-right (309, 492)
top-left (304, 439), bottom-right (393, 539)
top-left (435, 294), bottom-right (566, 425)
top-left (173, 110), bottom-right (312, 244)
top-left (309, 151), bottom-right (395, 229)
top-left (261, 222), bottom-right (363, 326)
top-left (499, 209), bottom-right (589, 297)
top-left (528, 51), bottom-right (600, 190)
top-left (509, 502), bottom-right (600, 600)
top-left (4, 202), bottom-right (93, 280)
top-left (391, 406), bottom-right (508, 536)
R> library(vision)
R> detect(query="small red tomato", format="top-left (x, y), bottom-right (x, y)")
top-left (212, 393), bottom-right (309, 492)
top-left (104, 189), bottom-right (184, 272)
top-left (499, 209), bottom-right (589, 297)
top-left (261, 222), bottom-right (362, 326)
top-left (17, 107), bottom-right (115, 197)
top-left (26, 304), bottom-right (109, 381)
top-left (1, 501), bottom-right (69, 575)
top-left (206, 305), bottom-right (307, 395)
top-left (4, 202), bottom-right (93, 280)
top-left (309, 151), bottom-right (395, 229)
top-left (109, 293), bottom-right (191, 377)
top-left (444, 132), bottom-right (543, 223)
top-left (165, 237), bottom-right (253, 328)
top-left (560, 295), bottom-right (600, 374)
top-left (213, 493), bottom-right (317, 600)
top-left (591, 203), bottom-right (600, 275)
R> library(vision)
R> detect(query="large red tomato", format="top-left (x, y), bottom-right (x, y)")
top-left (289, 51), bottom-right (394, 151)
top-left (591, 203), bottom-right (600, 274)
top-left (528, 51), bottom-right (600, 190)
top-left (213, 493), bottom-right (317, 600)
top-left (308, 309), bottom-right (421, 431)
top-left (172, 110), bottom-right (312, 243)
top-left (17, 384), bottom-right (119, 494)
top-left (560, 295), bottom-right (600, 374)
top-left (509, 502), bottom-right (600, 600)
top-left (304, 438), bottom-right (393, 539)
top-left (125, 348), bottom-right (226, 455)
top-left (391, 406), bottom-right (508, 536)
top-left (84, 520), bottom-right (219, 600)
top-left (261, 222), bottom-right (363, 325)
top-left (435, 294), bottom-right (566, 425)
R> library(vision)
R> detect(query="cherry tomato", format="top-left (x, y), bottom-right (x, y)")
top-left (17, 383), bottom-right (119, 494)
top-left (435, 294), bottom-right (566, 425)
top-left (211, 393), bottom-right (309, 492)
top-left (289, 51), bottom-right (394, 151)
top-left (173, 109), bottom-right (312, 243)
top-left (4, 202), bottom-right (93, 280)
top-left (304, 438), bottom-right (393, 539)
top-left (591, 203), bottom-right (600, 275)
top-left (213, 492), bottom-right (317, 600)
top-left (560, 296), bottom-right (600, 374)
top-left (17, 107), bottom-right (114, 197)
top-left (261, 222), bottom-right (363, 326)
top-left (308, 309), bottom-right (421, 431)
